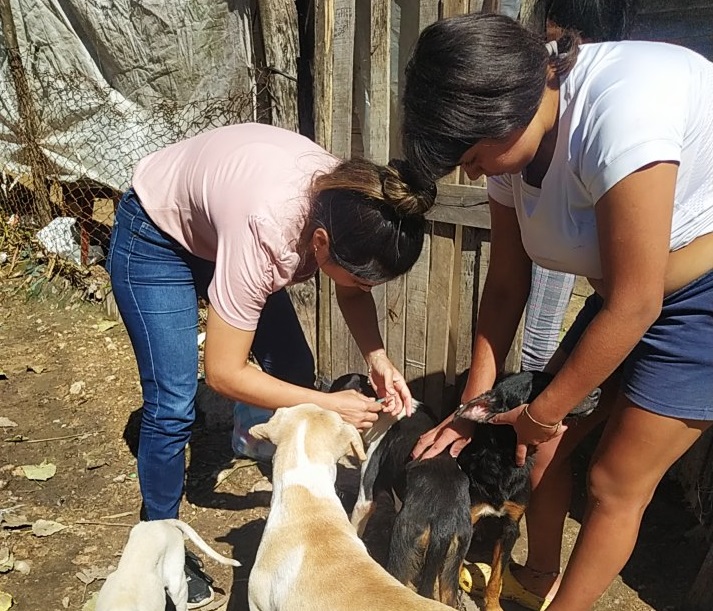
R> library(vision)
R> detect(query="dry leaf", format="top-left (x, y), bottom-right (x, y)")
top-left (0, 515), bottom-right (31, 529)
top-left (12, 561), bottom-right (30, 576)
top-left (84, 453), bottom-right (107, 471)
top-left (61, 597), bottom-right (70, 609)
top-left (69, 381), bottom-right (85, 395)
top-left (21, 460), bottom-right (56, 481)
top-left (81, 591), bottom-right (98, 611)
top-left (0, 548), bottom-right (13, 573)
top-left (0, 590), bottom-right (13, 611)
top-left (31, 519), bottom-right (66, 537)
top-left (26, 365), bottom-right (45, 374)
top-left (0, 418), bottom-right (17, 428)
top-left (96, 320), bottom-right (119, 333)
top-left (75, 565), bottom-right (111, 585)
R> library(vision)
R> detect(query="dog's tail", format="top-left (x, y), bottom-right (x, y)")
top-left (165, 519), bottom-right (242, 567)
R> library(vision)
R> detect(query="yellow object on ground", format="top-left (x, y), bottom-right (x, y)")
top-left (459, 562), bottom-right (553, 611)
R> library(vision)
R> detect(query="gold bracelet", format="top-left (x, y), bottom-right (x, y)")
top-left (523, 404), bottom-right (560, 429)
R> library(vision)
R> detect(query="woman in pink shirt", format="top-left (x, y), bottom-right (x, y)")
top-left (105, 123), bottom-right (434, 607)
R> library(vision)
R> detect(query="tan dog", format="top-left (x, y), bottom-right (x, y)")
top-left (247, 403), bottom-right (453, 611)
top-left (96, 519), bottom-right (241, 611)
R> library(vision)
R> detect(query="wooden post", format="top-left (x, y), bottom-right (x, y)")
top-left (0, 0), bottom-right (53, 227)
top-left (405, 232), bottom-right (431, 399)
top-left (258, 0), bottom-right (299, 131)
top-left (313, 0), bottom-right (334, 377)
top-left (313, 0), bottom-right (356, 380)
top-left (442, 0), bottom-right (470, 18)
top-left (424, 222), bottom-right (457, 407)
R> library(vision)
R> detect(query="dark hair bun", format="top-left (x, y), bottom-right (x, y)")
top-left (382, 159), bottom-right (437, 215)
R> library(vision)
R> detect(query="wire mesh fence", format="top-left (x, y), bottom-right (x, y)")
top-left (0, 65), bottom-right (258, 280)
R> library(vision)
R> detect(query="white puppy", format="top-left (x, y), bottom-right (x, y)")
top-left (247, 403), bottom-right (452, 611)
top-left (96, 518), bottom-right (241, 611)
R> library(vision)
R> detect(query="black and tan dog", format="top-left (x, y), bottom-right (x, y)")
top-left (338, 371), bottom-right (600, 611)
top-left (454, 370), bottom-right (600, 611)
top-left (331, 373), bottom-right (471, 608)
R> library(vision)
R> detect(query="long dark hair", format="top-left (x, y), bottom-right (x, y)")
top-left (534, 0), bottom-right (639, 42)
top-left (309, 158), bottom-right (435, 282)
top-left (402, 13), bottom-right (578, 182)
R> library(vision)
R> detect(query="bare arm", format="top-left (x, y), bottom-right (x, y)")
top-left (203, 304), bottom-right (380, 429)
top-left (463, 199), bottom-right (533, 399)
top-left (495, 162), bottom-right (677, 465)
top-left (413, 199), bottom-right (532, 458)
top-left (335, 284), bottom-right (413, 414)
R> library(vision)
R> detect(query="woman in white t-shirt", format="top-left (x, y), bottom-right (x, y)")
top-left (405, 13), bottom-right (713, 611)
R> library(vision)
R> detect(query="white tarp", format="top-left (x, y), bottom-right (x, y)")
top-left (0, 0), bottom-right (255, 191)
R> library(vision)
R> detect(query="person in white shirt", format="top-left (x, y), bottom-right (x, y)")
top-left (405, 13), bottom-right (713, 611)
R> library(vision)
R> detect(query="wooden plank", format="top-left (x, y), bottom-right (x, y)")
top-left (437, 183), bottom-right (489, 205)
top-left (481, 0), bottom-right (501, 13)
top-left (313, 0), bottom-right (333, 379)
top-left (318, 271), bottom-right (332, 379)
top-left (367, 0), bottom-right (391, 164)
top-left (330, 0), bottom-right (356, 158)
top-left (386, 274), bottom-right (406, 375)
top-left (0, 0), bottom-right (53, 226)
top-left (442, 0), bottom-right (470, 18)
top-left (424, 222), bottom-right (457, 408)
top-left (456, 227), bottom-right (481, 374)
top-left (313, 0), bottom-right (334, 150)
top-left (286, 280), bottom-right (318, 363)
top-left (357, 0), bottom-right (392, 374)
top-left (473, 232), bottom-right (523, 374)
top-left (327, 0), bottom-right (357, 378)
top-left (427, 201), bottom-right (491, 229)
top-left (504, 314), bottom-right (525, 374)
top-left (405, 231), bottom-right (431, 399)
top-left (446, 225), bottom-right (463, 385)
top-left (428, 182), bottom-right (491, 228)
top-left (419, 0), bottom-right (440, 31)
top-left (257, 0), bottom-right (299, 131)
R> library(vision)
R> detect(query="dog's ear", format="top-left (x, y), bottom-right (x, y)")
top-left (455, 392), bottom-right (496, 423)
top-left (342, 423), bottom-right (367, 462)
top-left (249, 421), bottom-right (274, 442)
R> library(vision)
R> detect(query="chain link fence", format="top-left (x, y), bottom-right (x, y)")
top-left (0, 63), bottom-right (259, 300)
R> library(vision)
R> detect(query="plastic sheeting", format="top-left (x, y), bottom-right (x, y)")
top-left (0, 0), bottom-right (256, 191)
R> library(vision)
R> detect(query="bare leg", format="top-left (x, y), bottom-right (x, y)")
top-left (512, 361), bottom-right (619, 599)
top-left (547, 393), bottom-right (710, 611)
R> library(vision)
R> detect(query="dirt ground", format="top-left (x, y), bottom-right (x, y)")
top-left (0, 272), bottom-right (706, 611)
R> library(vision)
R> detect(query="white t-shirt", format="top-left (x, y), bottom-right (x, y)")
top-left (487, 41), bottom-right (713, 279)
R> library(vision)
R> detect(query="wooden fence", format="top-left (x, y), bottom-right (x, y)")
top-left (305, 0), bottom-right (511, 409)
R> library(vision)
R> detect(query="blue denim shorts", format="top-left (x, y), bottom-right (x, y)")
top-left (560, 270), bottom-right (713, 420)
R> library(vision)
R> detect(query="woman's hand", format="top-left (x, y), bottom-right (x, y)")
top-left (367, 350), bottom-right (413, 416)
top-left (412, 413), bottom-right (476, 460)
top-left (490, 404), bottom-right (567, 467)
top-left (323, 389), bottom-right (382, 430)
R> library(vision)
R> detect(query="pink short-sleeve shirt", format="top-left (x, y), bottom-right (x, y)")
top-left (131, 123), bottom-right (338, 331)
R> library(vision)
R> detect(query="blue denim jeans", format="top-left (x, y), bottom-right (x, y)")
top-left (106, 189), bottom-right (314, 519)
